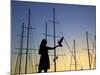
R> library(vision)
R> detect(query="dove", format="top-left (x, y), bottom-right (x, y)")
top-left (58, 37), bottom-right (64, 46)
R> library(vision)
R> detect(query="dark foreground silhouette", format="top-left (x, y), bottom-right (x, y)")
top-left (38, 39), bottom-right (63, 73)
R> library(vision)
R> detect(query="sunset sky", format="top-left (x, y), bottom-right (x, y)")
top-left (11, 1), bottom-right (96, 74)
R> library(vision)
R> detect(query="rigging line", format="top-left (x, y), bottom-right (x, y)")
top-left (58, 46), bottom-right (66, 71)
top-left (19, 55), bottom-right (25, 74)
top-left (90, 48), bottom-right (94, 67)
top-left (74, 41), bottom-right (82, 69)
top-left (62, 47), bottom-right (67, 71)
top-left (64, 50), bottom-right (68, 70)
top-left (14, 55), bottom-right (19, 74)
top-left (30, 39), bottom-right (37, 70)
top-left (88, 33), bottom-right (93, 48)
top-left (33, 53), bottom-right (38, 72)
top-left (62, 44), bottom-right (68, 70)
top-left (28, 54), bottom-right (34, 73)
top-left (90, 35), bottom-right (96, 67)
top-left (64, 38), bottom-right (74, 59)
top-left (70, 54), bottom-right (72, 70)
top-left (23, 54), bottom-right (26, 73)
top-left (11, 58), bottom-right (13, 74)
top-left (88, 33), bottom-right (94, 67)
top-left (34, 50), bottom-right (38, 72)
top-left (34, 30), bottom-right (38, 72)
top-left (26, 54), bottom-right (32, 73)
top-left (88, 33), bottom-right (93, 44)
top-left (76, 52), bottom-right (83, 70)
top-left (92, 36), bottom-right (96, 69)
top-left (93, 48), bottom-right (96, 69)
top-left (21, 55), bottom-right (24, 74)
top-left (81, 34), bottom-right (86, 53)
top-left (26, 55), bottom-right (30, 73)
top-left (69, 40), bottom-right (74, 70)
top-left (33, 49), bottom-right (38, 72)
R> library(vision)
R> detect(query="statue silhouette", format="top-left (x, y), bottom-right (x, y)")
top-left (38, 39), bottom-right (62, 73)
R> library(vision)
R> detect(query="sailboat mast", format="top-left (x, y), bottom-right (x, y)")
top-left (25, 8), bottom-right (31, 74)
top-left (45, 22), bottom-right (47, 40)
top-left (53, 8), bottom-right (56, 72)
top-left (18, 23), bottom-right (24, 74)
top-left (86, 32), bottom-right (91, 69)
top-left (73, 40), bottom-right (77, 70)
